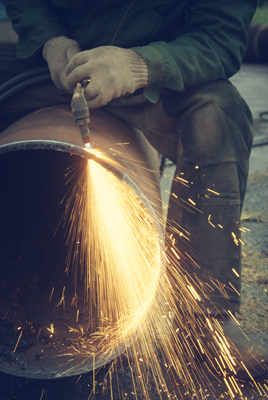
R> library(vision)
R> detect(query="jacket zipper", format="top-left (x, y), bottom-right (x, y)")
top-left (110, 0), bottom-right (137, 45)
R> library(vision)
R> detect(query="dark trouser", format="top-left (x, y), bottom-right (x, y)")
top-left (0, 44), bottom-right (253, 314)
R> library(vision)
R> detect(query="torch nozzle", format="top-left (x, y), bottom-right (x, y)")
top-left (85, 142), bottom-right (92, 150)
top-left (71, 80), bottom-right (92, 149)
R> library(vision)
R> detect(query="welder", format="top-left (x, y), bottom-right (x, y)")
top-left (0, 0), bottom-right (267, 376)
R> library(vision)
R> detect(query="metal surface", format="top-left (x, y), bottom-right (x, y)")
top-left (0, 105), bottom-right (164, 379)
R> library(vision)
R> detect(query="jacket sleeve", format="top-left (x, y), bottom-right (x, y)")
top-left (132, 0), bottom-right (257, 103)
top-left (1, 0), bottom-right (67, 58)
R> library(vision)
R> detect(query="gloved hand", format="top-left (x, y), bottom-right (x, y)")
top-left (65, 46), bottom-right (149, 109)
top-left (43, 36), bottom-right (81, 92)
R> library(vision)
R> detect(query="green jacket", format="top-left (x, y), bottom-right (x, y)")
top-left (1, 0), bottom-right (256, 103)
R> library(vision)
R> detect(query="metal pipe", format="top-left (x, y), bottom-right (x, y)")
top-left (0, 105), bottom-right (165, 379)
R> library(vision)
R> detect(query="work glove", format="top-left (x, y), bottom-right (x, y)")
top-left (42, 36), bottom-right (81, 92)
top-left (65, 46), bottom-right (149, 109)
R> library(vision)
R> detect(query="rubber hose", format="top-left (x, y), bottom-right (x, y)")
top-left (0, 66), bottom-right (50, 94)
top-left (0, 73), bottom-right (51, 105)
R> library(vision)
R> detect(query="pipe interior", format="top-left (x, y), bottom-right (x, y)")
top-left (0, 149), bottom-right (87, 346)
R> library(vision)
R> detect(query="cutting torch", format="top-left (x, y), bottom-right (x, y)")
top-left (71, 79), bottom-right (92, 150)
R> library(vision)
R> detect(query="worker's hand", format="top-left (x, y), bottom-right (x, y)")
top-left (43, 36), bottom-right (81, 92)
top-left (65, 46), bottom-right (149, 109)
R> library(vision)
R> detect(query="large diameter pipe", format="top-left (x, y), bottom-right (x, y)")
top-left (0, 105), bottom-right (165, 379)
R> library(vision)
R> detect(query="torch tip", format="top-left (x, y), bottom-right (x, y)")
top-left (85, 142), bottom-right (92, 151)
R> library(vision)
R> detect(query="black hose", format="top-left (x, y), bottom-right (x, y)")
top-left (260, 111), bottom-right (268, 119)
top-left (0, 66), bottom-right (50, 94)
top-left (0, 73), bottom-right (51, 105)
top-left (253, 141), bottom-right (268, 147)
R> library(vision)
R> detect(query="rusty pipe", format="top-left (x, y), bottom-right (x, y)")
top-left (0, 105), bottom-right (165, 379)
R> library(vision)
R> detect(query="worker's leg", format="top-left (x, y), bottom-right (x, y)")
top-left (106, 80), bottom-right (253, 314)
top-left (0, 43), bottom-right (71, 132)
top-left (163, 81), bottom-right (253, 314)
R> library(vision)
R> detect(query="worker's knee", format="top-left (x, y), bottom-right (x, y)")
top-left (162, 80), bottom-right (253, 166)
